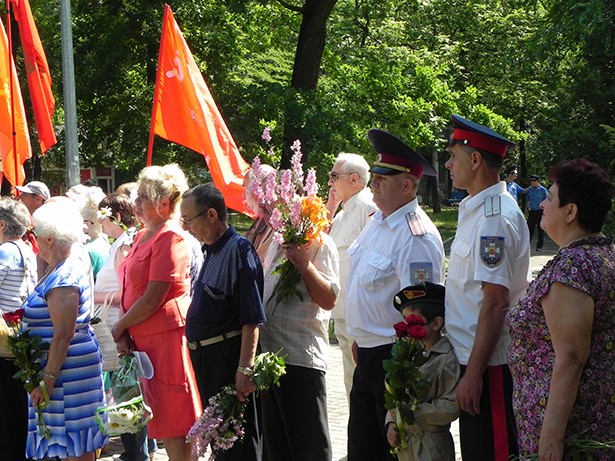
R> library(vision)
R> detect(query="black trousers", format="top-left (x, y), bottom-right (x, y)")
top-left (260, 364), bottom-right (331, 461)
top-left (458, 365), bottom-right (518, 461)
top-left (189, 335), bottom-right (258, 461)
top-left (347, 344), bottom-right (396, 461)
top-left (0, 357), bottom-right (29, 461)
top-left (527, 210), bottom-right (544, 250)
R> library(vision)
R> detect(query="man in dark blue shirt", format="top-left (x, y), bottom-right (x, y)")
top-left (525, 175), bottom-right (548, 251)
top-left (180, 183), bottom-right (266, 461)
top-left (504, 167), bottom-right (523, 204)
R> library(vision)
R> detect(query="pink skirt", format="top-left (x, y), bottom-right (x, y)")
top-left (132, 327), bottom-right (202, 439)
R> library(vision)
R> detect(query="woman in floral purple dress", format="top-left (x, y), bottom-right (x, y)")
top-left (507, 159), bottom-right (615, 460)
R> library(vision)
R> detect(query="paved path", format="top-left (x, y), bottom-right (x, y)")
top-left (100, 240), bottom-right (558, 460)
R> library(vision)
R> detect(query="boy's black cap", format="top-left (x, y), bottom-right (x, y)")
top-left (393, 281), bottom-right (445, 312)
top-left (529, 174), bottom-right (540, 181)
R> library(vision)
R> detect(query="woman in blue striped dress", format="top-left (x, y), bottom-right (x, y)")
top-left (23, 199), bottom-right (107, 460)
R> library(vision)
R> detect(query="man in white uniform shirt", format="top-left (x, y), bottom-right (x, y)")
top-left (444, 114), bottom-right (530, 461)
top-left (346, 130), bottom-right (445, 461)
top-left (326, 152), bottom-right (376, 403)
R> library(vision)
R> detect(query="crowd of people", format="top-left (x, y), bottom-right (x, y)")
top-left (0, 114), bottom-right (613, 461)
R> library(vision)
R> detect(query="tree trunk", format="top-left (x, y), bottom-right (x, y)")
top-left (280, 0), bottom-right (338, 168)
top-left (291, 0), bottom-right (338, 91)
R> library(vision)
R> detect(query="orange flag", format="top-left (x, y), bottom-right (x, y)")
top-left (9, 0), bottom-right (57, 154)
top-left (149, 5), bottom-right (252, 215)
top-left (0, 20), bottom-right (31, 186)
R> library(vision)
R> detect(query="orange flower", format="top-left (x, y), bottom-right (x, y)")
top-left (301, 196), bottom-right (329, 242)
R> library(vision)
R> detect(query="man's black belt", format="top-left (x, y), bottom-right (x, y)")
top-left (187, 329), bottom-right (242, 350)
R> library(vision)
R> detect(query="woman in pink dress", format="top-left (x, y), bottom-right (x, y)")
top-left (112, 164), bottom-right (201, 461)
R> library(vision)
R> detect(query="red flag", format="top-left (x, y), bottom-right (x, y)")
top-left (149, 5), bottom-right (251, 215)
top-left (0, 20), bottom-right (31, 186)
top-left (9, 0), bottom-right (57, 154)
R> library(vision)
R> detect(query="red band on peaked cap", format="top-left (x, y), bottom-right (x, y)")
top-left (367, 129), bottom-right (437, 178)
top-left (450, 114), bottom-right (516, 158)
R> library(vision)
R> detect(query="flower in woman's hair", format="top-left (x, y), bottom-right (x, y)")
top-left (97, 207), bottom-right (113, 221)
top-left (262, 127), bottom-right (272, 143)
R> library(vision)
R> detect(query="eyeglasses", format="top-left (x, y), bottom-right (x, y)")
top-left (328, 172), bottom-right (351, 182)
top-left (180, 209), bottom-right (207, 225)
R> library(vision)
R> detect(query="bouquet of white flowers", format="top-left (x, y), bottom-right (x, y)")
top-left (95, 353), bottom-right (152, 435)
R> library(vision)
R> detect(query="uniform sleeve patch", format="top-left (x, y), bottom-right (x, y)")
top-left (480, 236), bottom-right (505, 268)
top-left (409, 262), bottom-right (433, 284)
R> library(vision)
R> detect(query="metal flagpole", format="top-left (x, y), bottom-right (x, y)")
top-left (59, 0), bottom-right (79, 188)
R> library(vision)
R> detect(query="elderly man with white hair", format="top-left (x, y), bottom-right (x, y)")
top-left (325, 152), bottom-right (376, 404)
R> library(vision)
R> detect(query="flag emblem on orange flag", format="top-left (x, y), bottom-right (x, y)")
top-left (0, 20), bottom-right (31, 187)
top-left (9, 0), bottom-right (57, 155)
top-left (149, 5), bottom-right (252, 216)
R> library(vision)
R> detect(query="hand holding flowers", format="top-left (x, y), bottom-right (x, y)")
top-left (6, 311), bottom-right (52, 439)
top-left (383, 314), bottom-right (430, 454)
top-left (188, 351), bottom-right (286, 460)
top-left (248, 136), bottom-right (329, 308)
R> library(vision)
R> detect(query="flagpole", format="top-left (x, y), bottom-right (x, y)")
top-left (147, 4), bottom-right (171, 167)
top-left (5, 1), bottom-right (19, 186)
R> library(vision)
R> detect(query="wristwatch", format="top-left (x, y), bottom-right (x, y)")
top-left (237, 366), bottom-right (254, 377)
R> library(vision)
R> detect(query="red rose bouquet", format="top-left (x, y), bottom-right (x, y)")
top-left (383, 314), bottom-right (430, 453)
top-left (0, 308), bottom-right (25, 357)
top-left (5, 309), bottom-right (52, 438)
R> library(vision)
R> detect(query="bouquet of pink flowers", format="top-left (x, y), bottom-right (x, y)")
top-left (383, 314), bottom-right (430, 454)
top-left (248, 137), bottom-right (329, 307)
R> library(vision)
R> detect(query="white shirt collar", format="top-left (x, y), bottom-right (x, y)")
top-left (373, 198), bottom-right (419, 229)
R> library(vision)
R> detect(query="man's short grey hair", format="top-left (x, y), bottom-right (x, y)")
top-left (0, 198), bottom-right (31, 238)
top-left (33, 201), bottom-right (85, 247)
top-left (336, 153), bottom-right (370, 186)
top-left (183, 183), bottom-right (228, 222)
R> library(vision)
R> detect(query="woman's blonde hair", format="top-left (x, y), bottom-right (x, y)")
top-left (137, 164), bottom-right (188, 214)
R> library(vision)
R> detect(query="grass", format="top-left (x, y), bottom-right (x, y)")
top-left (426, 206), bottom-right (458, 243)
top-left (229, 212), bottom-right (255, 233)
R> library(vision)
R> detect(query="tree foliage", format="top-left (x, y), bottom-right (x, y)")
top-left (21, 0), bottom-right (614, 193)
